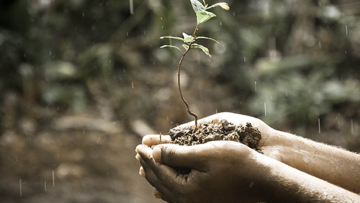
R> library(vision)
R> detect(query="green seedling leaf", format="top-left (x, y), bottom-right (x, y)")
top-left (195, 36), bottom-right (219, 44)
top-left (190, 0), bottom-right (205, 13)
top-left (183, 33), bottom-right (195, 44)
top-left (160, 36), bottom-right (185, 42)
top-left (207, 2), bottom-right (230, 10)
top-left (192, 43), bottom-right (211, 57)
top-left (182, 44), bottom-right (190, 50)
top-left (160, 45), bottom-right (184, 54)
top-left (196, 11), bottom-right (216, 25)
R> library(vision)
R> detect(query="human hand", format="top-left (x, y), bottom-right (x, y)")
top-left (142, 112), bottom-right (279, 159)
top-left (136, 141), bottom-right (269, 203)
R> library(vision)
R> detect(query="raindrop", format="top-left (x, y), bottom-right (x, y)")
top-left (244, 57), bottom-right (246, 62)
top-left (109, 60), bottom-right (112, 64)
top-left (52, 170), bottom-right (55, 186)
top-left (233, 12), bottom-right (236, 16)
top-left (49, 51), bottom-right (52, 55)
top-left (216, 109), bottom-right (218, 114)
top-left (82, 13), bottom-right (84, 17)
top-left (132, 82), bottom-right (134, 89)
top-left (44, 181), bottom-right (47, 191)
top-left (249, 181), bottom-right (254, 188)
top-left (318, 42), bottom-right (321, 48)
top-left (254, 81), bottom-right (257, 92)
top-left (318, 118), bottom-right (321, 134)
top-left (345, 25), bottom-right (348, 35)
top-left (220, 21), bottom-right (222, 26)
top-left (127, 32), bottom-right (129, 37)
top-left (19, 179), bottom-right (22, 196)
top-left (351, 119), bottom-right (354, 134)
top-left (130, 0), bottom-right (134, 14)
top-left (160, 17), bottom-right (163, 20)
top-left (264, 103), bottom-right (267, 116)
top-left (144, 31), bottom-right (146, 35)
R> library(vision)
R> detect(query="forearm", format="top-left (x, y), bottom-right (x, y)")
top-left (255, 153), bottom-right (360, 203)
top-left (261, 130), bottom-right (360, 193)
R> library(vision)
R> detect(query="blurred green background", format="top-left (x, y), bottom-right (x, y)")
top-left (1, 0), bottom-right (359, 202)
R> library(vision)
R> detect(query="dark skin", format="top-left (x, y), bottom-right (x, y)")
top-left (137, 141), bottom-right (270, 203)
top-left (136, 112), bottom-right (360, 203)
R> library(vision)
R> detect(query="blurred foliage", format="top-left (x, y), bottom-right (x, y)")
top-left (1, 0), bottom-right (360, 139)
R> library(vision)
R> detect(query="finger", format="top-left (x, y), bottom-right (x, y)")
top-left (154, 189), bottom-right (175, 203)
top-left (142, 134), bottom-right (172, 147)
top-left (140, 157), bottom-right (175, 202)
top-left (152, 144), bottom-right (209, 170)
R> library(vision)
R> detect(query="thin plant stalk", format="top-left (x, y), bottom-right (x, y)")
top-left (177, 27), bottom-right (199, 132)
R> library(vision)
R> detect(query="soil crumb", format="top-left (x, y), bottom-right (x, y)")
top-left (169, 119), bottom-right (262, 150)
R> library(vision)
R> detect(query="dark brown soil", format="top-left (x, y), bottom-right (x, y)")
top-left (169, 119), bottom-right (262, 150)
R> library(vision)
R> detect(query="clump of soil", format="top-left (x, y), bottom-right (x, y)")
top-left (169, 119), bottom-right (262, 150)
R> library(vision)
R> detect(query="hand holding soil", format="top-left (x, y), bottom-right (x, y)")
top-left (143, 112), bottom-right (275, 152)
top-left (136, 141), bottom-right (269, 203)
top-left (136, 112), bottom-right (360, 202)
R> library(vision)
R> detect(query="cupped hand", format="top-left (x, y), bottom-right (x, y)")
top-left (136, 141), bottom-right (268, 203)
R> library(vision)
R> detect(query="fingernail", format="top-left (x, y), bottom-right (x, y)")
top-left (152, 146), bottom-right (162, 162)
top-left (139, 167), bottom-right (145, 177)
top-left (135, 154), bottom-right (141, 161)
top-left (135, 144), bottom-right (148, 153)
top-left (154, 193), bottom-right (162, 199)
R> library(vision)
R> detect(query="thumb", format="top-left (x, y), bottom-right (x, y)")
top-left (152, 144), bottom-right (208, 170)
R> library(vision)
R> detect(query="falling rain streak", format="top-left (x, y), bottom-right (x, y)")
top-left (264, 103), bottom-right (267, 116)
top-left (346, 25), bottom-right (348, 35)
top-left (318, 118), bottom-right (321, 134)
top-left (254, 81), bottom-right (257, 92)
top-left (45, 181), bottom-right (47, 191)
top-left (52, 170), bottom-right (55, 186)
top-left (19, 179), bottom-right (22, 196)
top-left (130, 0), bottom-right (134, 14)
top-left (351, 119), bottom-right (354, 134)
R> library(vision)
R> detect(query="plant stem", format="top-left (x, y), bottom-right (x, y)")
top-left (177, 26), bottom-right (200, 132)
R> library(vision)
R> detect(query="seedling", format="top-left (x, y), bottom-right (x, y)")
top-left (160, 0), bottom-right (230, 131)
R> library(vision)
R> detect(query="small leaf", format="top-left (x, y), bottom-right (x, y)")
top-left (160, 45), bottom-right (184, 54)
top-left (160, 36), bottom-right (185, 42)
top-left (196, 11), bottom-right (216, 25)
top-left (183, 33), bottom-right (195, 43)
top-left (182, 44), bottom-right (190, 50)
top-left (195, 36), bottom-right (219, 44)
top-left (191, 43), bottom-right (211, 57)
top-left (207, 2), bottom-right (230, 10)
top-left (190, 0), bottom-right (205, 13)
